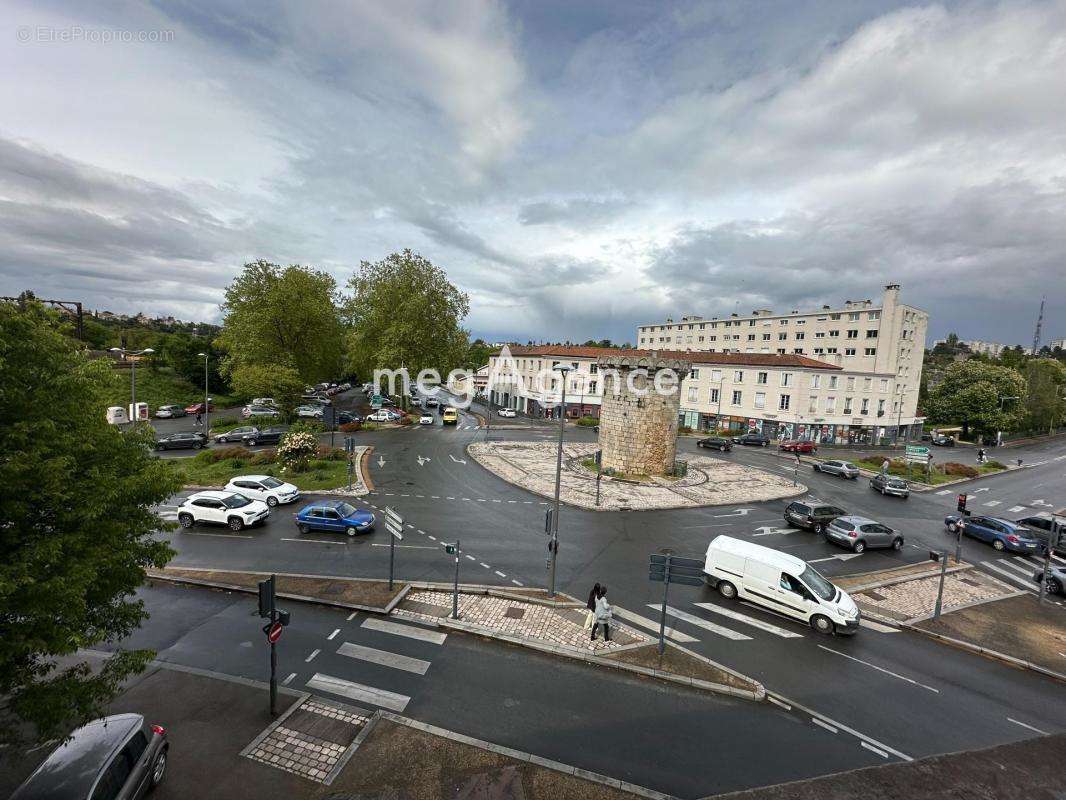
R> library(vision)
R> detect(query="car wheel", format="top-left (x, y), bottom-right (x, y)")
top-left (717, 580), bottom-right (738, 600)
top-left (228, 517), bottom-right (245, 531)
top-left (810, 615), bottom-right (835, 635)
top-left (246, 439), bottom-right (257, 446)
top-left (762, 441), bottom-right (768, 447)
top-left (267, 496), bottom-right (278, 508)
top-left (853, 540), bottom-right (866, 554)
top-left (892, 537), bottom-right (904, 550)
top-left (814, 522), bottom-right (826, 535)
top-left (947, 522), bottom-right (958, 533)
top-left (813, 465), bottom-right (820, 472)
top-left (298, 523), bottom-right (309, 534)
top-left (992, 539), bottom-right (1005, 551)
top-left (178, 513), bottom-right (194, 529)
top-left (156, 444), bottom-right (165, 451)
top-left (1047, 578), bottom-right (1062, 596)
top-left (345, 526), bottom-right (357, 537)
top-left (151, 747), bottom-right (167, 786)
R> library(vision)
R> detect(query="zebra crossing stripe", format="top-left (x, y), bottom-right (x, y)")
top-left (306, 673), bottom-right (410, 711)
top-left (935, 490), bottom-right (952, 496)
top-left (693, 602), bottom-right (804, 638)
top-left (337, 642), bottom-right (431, 675)
top-left (649, 605), bottom-right (752, 641)
top-left (981, 561), bottom-right (1037, 592)
top-left (983, 500), bottom-right (1001, 507)
top-left (612, 608), bottom-right (699, 643)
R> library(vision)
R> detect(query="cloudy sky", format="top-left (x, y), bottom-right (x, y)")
top-left (2, 0), bottom-right (1064, 346)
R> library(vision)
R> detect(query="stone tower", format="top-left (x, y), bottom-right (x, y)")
top-left (596, 353), bottom-right (691, 476)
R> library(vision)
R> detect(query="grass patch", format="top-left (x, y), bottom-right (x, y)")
top-left (854, 456), bottom-right (1005, 485)
top-left (575, 415), bottom-right (599, 427)
top-left (106, 366), bottom-right (238, 410)
top-left (210, 415), bottom-right (280, 432)
top-left (173, 450), bottom-right (354, 490)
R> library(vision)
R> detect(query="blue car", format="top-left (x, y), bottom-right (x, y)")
top-left (296, 500), bottom-right (375, 537)
top-left (944, 514), bottom-right (1042, 553)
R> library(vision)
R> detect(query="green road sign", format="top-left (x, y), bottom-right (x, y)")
top-left (906, 445), bottom-right (929, 457)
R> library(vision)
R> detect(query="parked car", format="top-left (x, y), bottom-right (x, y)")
top-left (697, 436), bottom-right (733, 452)
top-left (825, 515), bottom-right (904, 554)
top-left (224, 475), bottom-right (300, 507)
top-left (425, 397), bottom-right (439, 408)
top-left (734, 433), bottom-right (771, 447)
top-left (813, 460), bottom-right (860, 479)
top-left (366, 409), bottom-right (400, 422)
top-left (184, 401), bottom-right (214, 414)
top-left (334, 411), bottom-right (360, 425)
top-left (931, 434), bottom-right (956, 447)
top-left (251, 397), bottom-right (277, 407)
top-left (155, 431), bottom-right (207, 451)
top-left (442, 407), bottom-right (459, 425)
top-left (295, 404), bottom-right (324, 418)
top-left (703, 535), bottom-right (860, 635)
top-left (240, 426), bottom-right (288, 447)
top-left (497, 408), bottom-right (517, 418)
top-left (154, 404), bottom-right (187, 419)
top-left (783, 500), bottom-right (847, 533)
top-left (1032, 564), bottom-right (1066, 595)
top-left (296, 500), bottom-right (375, 536)
top-left (944, 514), bottom-right (1042, 553)
top-left (779, 440), bottom-right (817, 454)
top-left (177, 491), bottom-right (270, 530)
top-left (410, 396), bottom-right (422, 407)
top-left (1014, 514), bottom-right (1066, 556)
top-left (870, 473), bottom-right (910, 498)
top-left (419, 413), bottom-right (434, 425)
top-left (214, 425), bottom-right (261, 444)
top-left (9, 713), bottom-right (168, 800)
top-left (242, 405), bottom-right (282, 419)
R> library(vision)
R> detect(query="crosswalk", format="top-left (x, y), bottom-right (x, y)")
top-left (305, 615), bottom-right (447, 713)
top-left (932, 489), bottom-right (1058, 516)
top-left (975, 553), bottom-right (1065, 599)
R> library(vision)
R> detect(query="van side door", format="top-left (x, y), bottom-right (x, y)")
top-left (777, 573), bottom-right (817, 620)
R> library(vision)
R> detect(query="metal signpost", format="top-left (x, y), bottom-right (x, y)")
top-left (594, 449), bottom-right (603, 507)
top-left (384, 507), bottom-right (404, 591)
top-left (445, 541), bottom-right (461, 619)
top-left (929, 551), bottom-right (949, 619)
top-left (1038, 510), bottom-right (1064, 605)
top-left (345, 436), bottom-right (356, 491)
top-left (955, 493), bottom-right (969, 563)
top-left (905, 444), bottom-right (929, 481)
top-left (648, 554), bottom-right (705, 655)
top-left (257, 575), bottom-right (291, 716)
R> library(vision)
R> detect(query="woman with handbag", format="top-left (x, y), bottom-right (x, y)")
top-left (591, 586), bottom-right (613, 642)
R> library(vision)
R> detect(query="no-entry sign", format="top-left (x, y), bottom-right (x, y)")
top-left (266, 622), bottom-right (283, 643)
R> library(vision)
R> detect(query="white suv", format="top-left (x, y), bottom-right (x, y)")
top-left (177, 491), bottom-right (270, 531)
top-left (224, 475), bottom-right (299, 507)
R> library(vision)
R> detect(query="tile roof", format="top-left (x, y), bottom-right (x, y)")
top-left (492, 344), bottom-right (843, 370)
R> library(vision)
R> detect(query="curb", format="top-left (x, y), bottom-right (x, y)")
top-left (901, 624), bottom-right (1066, 683)
top-left (394, 609), bottom-right (764, 702)
top-left (841, 563), bottom-right (972, 593)
top-left (360, 445), bottom-right (374, 492)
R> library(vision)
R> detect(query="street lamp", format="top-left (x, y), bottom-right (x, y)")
top-left (893, 386), bottom-right (907, 446)
top-left (197, 352), bottom-right (210, 437)
top-left (548, 363), bottom-right (571, 598)
top-left (109, 347), bottom-right (154, 424)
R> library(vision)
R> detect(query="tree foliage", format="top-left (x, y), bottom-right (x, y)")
top-left (230, 363), bottom-right (305, 411)
top-left (925, 360), bottom-right (1027, 437)
top-left (1024, 358), bottom-right (1066, 434)
top-left (344, 250), bottom-right (470, 380)
top-left (0, 303), bottom-right (181, 744)
top-left (217, 260), bottom-right (345, 385)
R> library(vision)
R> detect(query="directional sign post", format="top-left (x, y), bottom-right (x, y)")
top-left (384, 507), bottom-right (404, 591)
top-left (445, 540), bottom-right (461, 619)
top-left (1038, 510), bottom-right (1065, 606)
top-left (649, 554), bottom-right (705, 655)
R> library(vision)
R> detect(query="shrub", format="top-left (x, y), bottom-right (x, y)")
top-left (248, 449), bottom-right (276, 466)
top-left (277, 431), bottom-right (318, 473)
top-left (196, 446), bottom-right (252, 464)
top-left (316, 445), bottom-right (347, 461)
top-left (339, 422), bottom-right (362, 432)
top-left (289, 420), bottom-right (325, 435)
top-left (943, 462), bottom-right (979, 478)
top-left (677, 425), bottom-right (693, 435)
top-left (575, 416), bottom-right (599, 427)
top-left (361, 422), bottom-right (380, 431)
top-left (985, 460), bottom-right (1007, 470)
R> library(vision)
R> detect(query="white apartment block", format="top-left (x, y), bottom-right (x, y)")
top-left (487, 344), bottom-right (923, 445)
top-left (931, 338), bottom-right (1012, 357)
top-left (1049, 337), bottom-right (1066, 351)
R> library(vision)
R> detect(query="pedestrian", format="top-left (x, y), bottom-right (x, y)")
top-left (881, 458), bottom-right (889, 475)
top-left (977, 448), bottom-right (986, 464)
top-left (591, 586), bottom-right (612, 643)
top-left (195, 412), bottom-right (203, 427)
top-left (584, 583), bottom-right (601, 630)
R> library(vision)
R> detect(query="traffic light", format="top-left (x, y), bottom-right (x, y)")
top-left (956, 494), bottom-right (967, 513)
top-left (278, 609), bottom-right (291, 626)
top-left (257, 576), bottom-right (275, 618)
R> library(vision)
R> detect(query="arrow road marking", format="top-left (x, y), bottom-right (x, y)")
top-left (971, 487), bottom-right (990, 493)
top-left (449, 454), bottom-right (467, 464)
top-left (377, 456), bottom-right (386, 468)
top-left (714, 508), bottom-right (753, 518)
top-left (806, 553), bottom-right (863, 564)
top-left (416, 455), bottom-right (430, 466)
top-left (1008, 505), bottom-right (1026, 513)
top-left (753, 526), bottom-right (793, 536)
top-left (1031, 499), bottom-right (1054, 507)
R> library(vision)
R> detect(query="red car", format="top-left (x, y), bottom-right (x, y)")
top-left (779, 440), bottom-right (817, 454)
top-left (184, 401), bottom-right (215, 414)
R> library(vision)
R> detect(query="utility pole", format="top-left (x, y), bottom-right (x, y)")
top-left (931, 551), bottom-right (948, 619)
top-left (1032, 295), bottom-right (1045, 355)
top-left (198, 352), bottom-right (210, 437)
top-left (548, 364), bottom-right (571, 597)
top-left (446, 540), bottom-right (461, 618)
top-left (1038, 516), bottom-right (1062, 606)
top-left (258, 575), bottom-right (291, 716)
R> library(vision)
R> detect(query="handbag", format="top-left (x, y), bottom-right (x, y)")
top-left (583, 609), bottom-right (594, 629)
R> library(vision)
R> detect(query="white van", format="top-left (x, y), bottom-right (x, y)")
top-left (704, 535), bottom-right (860, 635)
top-left (105, 406), bottom-right (129, 425)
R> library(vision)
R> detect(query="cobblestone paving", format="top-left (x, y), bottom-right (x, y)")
top-left (854, 571), bottom-right (1014, 621)
top-left (468, 440), bottom-right (805, 510)
top-left (247, 697), bottom-right (369, 783)
top-left (401, 590), bottom-right (649, 652)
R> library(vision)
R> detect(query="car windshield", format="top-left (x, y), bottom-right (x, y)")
top-left (336, 502), bottom-right (357, 517)
top-left (799, 565), bottom-right (836, 601)
top-left (221, 494), bottom-right (252, 509)
top-left (261, 477), bottom-right (284, 488)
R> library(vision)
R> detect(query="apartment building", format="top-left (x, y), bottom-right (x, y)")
top-left (931, 338), bottom-right (1012, 357)
top-left (487, 344), bottom-right (923, 444)
top-left (1049, 337), bottom-right (1065, 351)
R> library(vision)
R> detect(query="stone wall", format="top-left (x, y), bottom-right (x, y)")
top-left (596, 354), bottom-right (690, 476)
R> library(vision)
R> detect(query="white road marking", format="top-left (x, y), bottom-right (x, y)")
top-left (372, 543), bottom-right (436, 549)
top-left (511, 579), bottom-right (524, 586)
top-left (449, 454), bottom-right (467, 464)
top-left (862, 741), bottom-right (889, 758)
top-left (494, 570), bottom-right (506, 577)
top-left (281, 537), bottom-right (344, 545)
top-left (282, 672), bottom-right (297, 686)
top-left (651, 605), bottom-right (752, 641)
top-left (812, 718), bottom-right (838, 734)
top-left (361, 617), bottom-right (447, 645)
top-left (176, 530), bottom-right (253, 539)
top-left (480, 562), bottom-right (491, 569)
top-left (347, 612), bottom-right (357, 621)
top-left (337, 642), bottom-right (431, 674)
top-left (327, 628), bottom-right (340, 640)
top-left (305, 649), bottom-right (320, 662)
top-left (817, 646), bottom-right (939, 693)
top-left (613, 608), bottom-right (699, 643)
top-left (1007, 717), bottom-right (1048, 735)
top-left (428, 535), bottom-right (436, 540)
top-left (935, 490), bottom-right (952, 495)
top-left (466, 555), bottom-right (476, 561)
top-left (767, 693), bottom-right (912, 762)
top-left (859, 618), bottom-right (899, 633)
top-left (981, 561), bottom-right (1038, 591)
top-left (1008, 506), bottom-right (1026, 513)
top-left (767, 696), bottom-right (792, 711)
top-left (983, 500), bottom-right (1002, 507)
top-left (753, 526), bottom-right (793, 536)
top-left (306, 673), bottom-right (410, 712)
top-left (693, 602), bottom-right (804, 638)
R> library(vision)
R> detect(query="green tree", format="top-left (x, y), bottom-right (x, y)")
top-left (925, 360), bottom-right (1027, 439)
top-left (230, 363), bottom-right (305, 410)
top-left (344, 250), bottom-right (470, 381)
top-left (1024, 358), bottom-right (1066, 434)
top-left (464, 337), bottom-right (494, 370)
top-left (0, 303), bottom-right (181, 744)
top-left (217, 260), bottom-right (345, 385)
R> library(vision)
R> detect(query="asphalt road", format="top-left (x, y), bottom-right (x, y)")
top-left (149, 389), bottom-right (1066, 778)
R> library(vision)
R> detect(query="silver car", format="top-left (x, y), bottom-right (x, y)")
top-left (813, 460), bottom-right (860, 479)
top-left (11, 713), bottom-right (167, 800)
top-left (870, 473), bottom-right (910, 497)
top-left (825, 515), bottom-right (904, 554)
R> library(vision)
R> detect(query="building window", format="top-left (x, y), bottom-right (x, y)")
top-left (762, 334), bottom-right (771, 341)
top-left (589, 381), bottom-right (597, 393)
top-left (781, 373), bottom-right (793, 387)
top-left (749, 319), bottom-right (756, 327)
top-left (754, 392), bottom-right (766, 410)
top-left (811, 375), bottom-right (821, 389)
top-left (814, 348), bottom-right (825, 355)
top-left (847, 330), bottom-right (859, 339)
top-left (845, 348), bottom-right (856, 356)
top-left (879, 378), bottom-right (889, 392)
top-left (865, 348), bottom-right (877, 356)
top-left (848, 312), bottom-right (860, 321)
top-left (878, 399), bottom-right (886, 415)
top-left (794, 348), bottom-right (804, 354)
top-left (869, 311), bottom-right (881, 320)
top-left (777, 348), bottom-right (786, 354)
top-left (828, 376), bottom-right (838, 389)
top-left (590, 363), bottom-right (598, 374)
top-left (687, 387), bottom-right (699, 402)
top-left (843, 397), bottom-right (853, 414)
top-left (711, 369), bottom-right (722, 382)
top-left (866, 329), bottom-right (878, 338)
top-left (829, 330), bottom-right (840, 337)
top-left (757, 371), bottom-right (768, 384)
top-left (859, 398), bottom-right (869, 414)
top-left (779, 394), bottom-right (791, 411)
top-left (781, 319), bottom-right (789, 325)
top-left (778, 332), bottom-right (787, 341)
top-left (864, 377), bottom-right (872, 390)
top-left (690, 368), bottom-right (699, 379)
top-left (710, 388), bottom-right (720, 403)
top-left (747, 334), bottom-right (756, 342)
top-left (831, 314), bottom-right (841, 320)
top-left (808, 396), bottom-right (818, 412)
top-left (826, 396), bottom-right (836, 412)
top-left (846, 377), bottom-right (855, 390)
top-left (815, 332), bottom-right (826, 339)
top-left (733, 370), bottom-right (743, 382)
top-left (731, 390), bottom-right (742, 405)
top-left (795, 332), bottom-right (805, 340)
